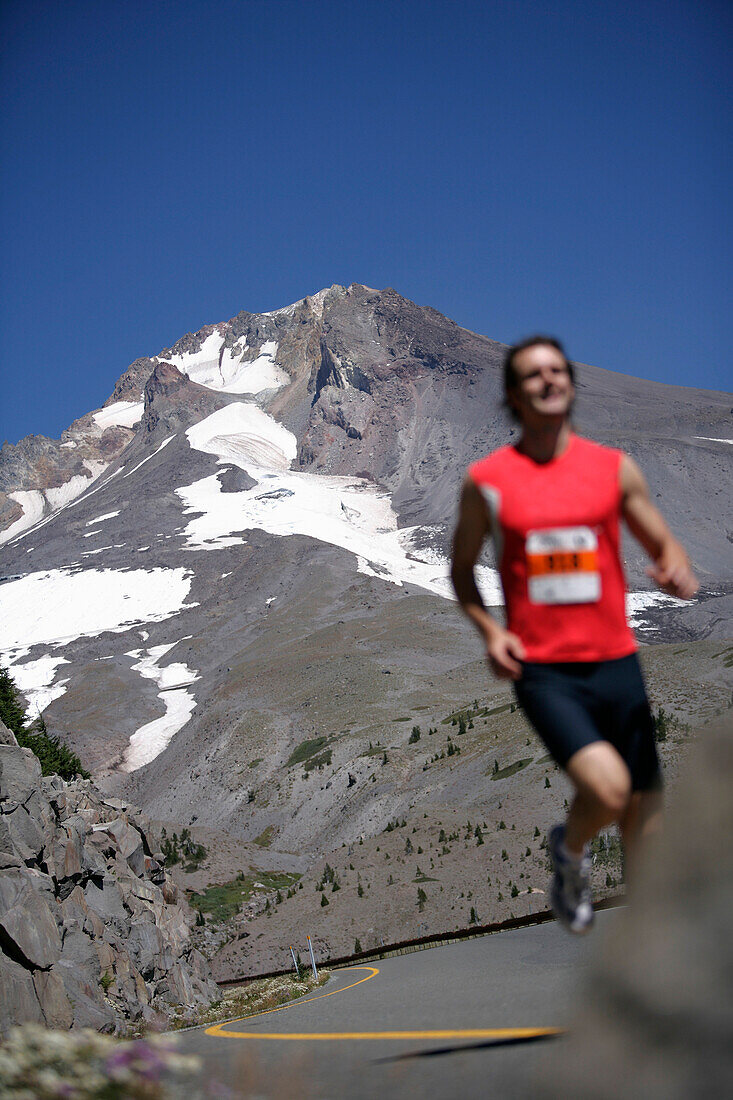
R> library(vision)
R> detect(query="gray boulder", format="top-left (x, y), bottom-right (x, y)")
top-left (0, 719), bottom-right (17, 746)
top-left (33, 966), bottom-right (74, 1029)
top-left (0, 954), bottom-right (44, 1031)
top-left (3, 803), bottom-right (46, 863)
top-left (0, 869), bottom-right (62, 969)
top-left (0, 744), bottom-right (42, 806)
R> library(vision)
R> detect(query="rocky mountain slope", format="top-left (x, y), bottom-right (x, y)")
top-left (0, 285), bottom-right (731, 972)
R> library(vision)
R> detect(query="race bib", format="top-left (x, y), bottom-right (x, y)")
top-left (526, 526), bottom-right (601, 605)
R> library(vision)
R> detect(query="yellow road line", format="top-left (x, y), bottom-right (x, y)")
top-left (205, 967), bottom-right (379, 1037)
top-left (209, 1026), bottom-right (563, 1042)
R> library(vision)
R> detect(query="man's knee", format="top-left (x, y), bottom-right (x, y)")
top-left (568, 742), bottom-right (632, 821)
top-left (593, 773), bottom-right (632, 820)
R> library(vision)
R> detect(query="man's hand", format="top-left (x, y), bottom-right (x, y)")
top-left (485, 628), bottom-right (526, 680)
top-left (647, 542), bottom-right (699, 599)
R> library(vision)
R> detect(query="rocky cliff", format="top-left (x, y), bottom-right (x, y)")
top-left (0, 720), bottom-right (218, 1035)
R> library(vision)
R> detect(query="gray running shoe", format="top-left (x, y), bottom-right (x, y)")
top-left (548, 824), bottom-right (594, 934)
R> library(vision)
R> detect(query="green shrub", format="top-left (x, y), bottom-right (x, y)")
top-left (287, 736), bottom-right (328, 767)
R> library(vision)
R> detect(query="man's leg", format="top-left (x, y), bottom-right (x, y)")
top-left (546, 741), bottom-right (631, 933)
top-left (619, 789), bottom-right (663, 878)
top-left (563, 741), bottom-right (632, 855)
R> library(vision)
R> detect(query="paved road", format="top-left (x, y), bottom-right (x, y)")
top-left (180, 912), bottom-right (615, 1098)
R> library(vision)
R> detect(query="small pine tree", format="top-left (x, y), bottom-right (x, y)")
top-left (653, 707), bottom-right (669, 742)
top-left (534, 826), bottom-right (540, 838)
top-left (470, 906), bottom-right (478, 924)
top-left (321, 893), bottom-right (329, 907)
top-left (0, 665), bottom-right (28, 735)
top-left (511, 884), bottom-right (519, 898)
top-left (458, 716), bottom-right (467, 735)
top-left (409, 725), bottom-right (421, 743)
top-left (544, 776), bottom-right (551, 788)
top-left (475, 826), bottom-right (484, 846)
top-left (354, 938), bottom-right (362, 954)
top-left (417, 887), bottom-right (427, 912)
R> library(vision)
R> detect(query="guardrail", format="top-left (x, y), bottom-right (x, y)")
top-left (216, 891), bottom-right (625, 987)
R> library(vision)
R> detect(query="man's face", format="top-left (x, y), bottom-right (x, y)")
top-left (508, 344), bottom-right (575, 425)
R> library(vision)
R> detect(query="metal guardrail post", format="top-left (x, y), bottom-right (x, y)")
top-left (307, 935), bottom-right (318, 980)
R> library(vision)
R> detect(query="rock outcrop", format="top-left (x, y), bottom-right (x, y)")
top-left (537, 716), bottom-right (733, 1097)
top-left (0, 736), bottom-right (219, 1035)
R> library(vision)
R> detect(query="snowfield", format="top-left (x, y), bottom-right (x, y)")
top-left (178, 402), bottom-right (503, 601)
top-left (163, 333), bottom-right (288, 395)
top-left (0, 567), bottom-right (196, 658)
top-left (122, 641), bottom-right (199, 770)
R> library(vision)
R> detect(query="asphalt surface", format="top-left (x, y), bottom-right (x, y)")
top-left (179, 911), bottom-right (615, 1098)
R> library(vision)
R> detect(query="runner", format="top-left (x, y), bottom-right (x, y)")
top-left (450, 336), bottom-right (698, 933)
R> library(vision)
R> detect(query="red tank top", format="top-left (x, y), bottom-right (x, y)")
top-left (469, 434), bottom-right (637, 663)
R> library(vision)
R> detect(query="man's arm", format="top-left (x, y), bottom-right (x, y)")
top-left (450, 475), bottom-right (526, 679)
top-left (619, 455), bottom-right (699, 599)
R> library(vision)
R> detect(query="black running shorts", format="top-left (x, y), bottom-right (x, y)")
top-left (513, 653), bottom-right (662, 791)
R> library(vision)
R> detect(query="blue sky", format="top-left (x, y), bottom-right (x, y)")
top-left (2, 0), bottom-right (731, 446)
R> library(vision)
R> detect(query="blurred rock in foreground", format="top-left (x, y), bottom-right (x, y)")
top-left (539, 716), bottom-right (733, 1097)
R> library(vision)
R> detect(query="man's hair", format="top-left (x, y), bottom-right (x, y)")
top-left (502, 335), bottom-right (575, 420)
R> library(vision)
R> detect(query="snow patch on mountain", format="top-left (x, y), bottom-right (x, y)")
top-left (122, 641), bottom-right (199, 770)
top-left (626, 590), bottom-right (686, 625)
top-left (0, 491), bottom-right (45, 546)
top-left (164, 334), bottom-right (287, 396)
top-left (178, 402), bottom-right (504, 601)
top-left (7, 655), bottom-right (71, 715)
top-left (86, 510), bottom-right (120, 526)
top-left (217, 340), bottom-right (288, 394)
top-left (1, 463), bottom-right (111, 548)
top-left (122, 435), bottom-right (176, 480)
top-left (0, 567), bottom-right (196, 659)
top-left (93, 401), bottom-right (144, 429)
top-left (185, 402), bottom-right (297, 471)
